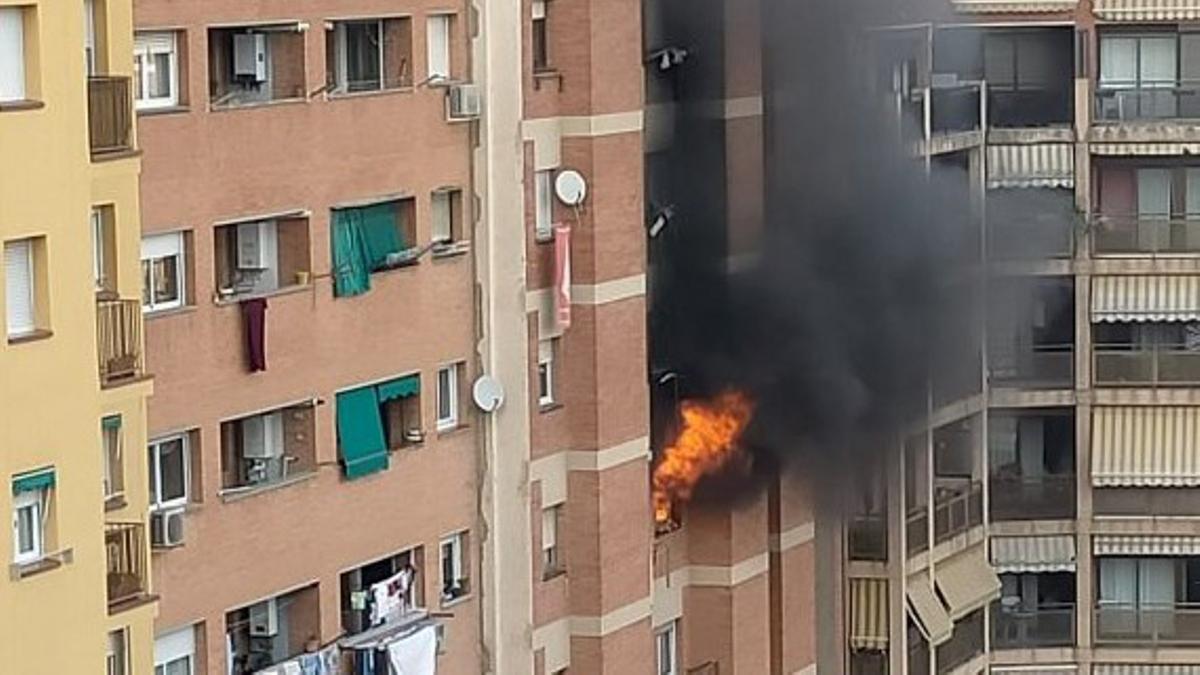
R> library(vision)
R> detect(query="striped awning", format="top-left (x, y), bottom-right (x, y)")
top-left (849, 578), bottom-right (889, 651)
top-left (1092, 143), bottom-right (1200, 157)
top-left (1094, 534), bottom-right (1200, 556)
top-left (993, 668), bottom-right (1078, 675)
top-left (1092, 276), bottom-right (1200, 323)
top-left (1094, 0), bottom-right (1200, 20)
top-left (1095, 666), bottom-right (1200, 675)
top-left (1092, 406), bottom-right (1200, 487)
top-left (991, 536), bottom-right (1077, 573)
top-left (906, 572), bottom-right (954, 646)
top-left (953, 0), bottom-right (1078, 10)
top-left (987, 144), bottom-right (1075, 189)
top-left (934, 548), bottom-right (1002, 620)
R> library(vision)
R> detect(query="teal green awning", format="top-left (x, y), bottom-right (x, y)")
top-left (12, 468), bottom-right (55, 494)
top-left (101, 415), bottom-right (122, 431)
top-left (377, 375), bottom-right (420, 403)
top-left (336, 387), bottom-right (389, 480)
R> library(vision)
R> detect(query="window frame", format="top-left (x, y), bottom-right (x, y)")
top-left (656, 621), bottom-right (678, 675)
top-left (426, 14), bottom-right (452, 82)
top-left (431, 189), bottom-right (459, 243)
top-left (439, 530), bottom-right (467, 603)
top-left (436, 363), bottom-right (459, 431)
top-left (154, 625), bottom-right (197, 675)
top-left (5, 237), bottom-right (36, 339)
top-left (541, 504), bottom-right (561, 575)
top-left (535, 170), bottom-right (554, 240)
top-left (107, 628), bottom-right (129, 675)
top-left (0, 6), bottom-right (27, 103)
top-left (141, 232), bottom-right (186, 313)
top-left (134, 31), bottom-right (180, 110)
top-left (102, 416), bottom-right (124, 500)
top-left (537, 339), bottom-right (555, 406)
top-left (148, 434), bottom-right (190, 511)
top-left (336, 19), bottom-right (385, 93)
top-left (12, 488), bottom-right (44, 565)
top-left (532, 0), bottom-right (549, 72)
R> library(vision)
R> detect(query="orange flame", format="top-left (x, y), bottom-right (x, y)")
top-left (652, 391), bottom-right (754, 524)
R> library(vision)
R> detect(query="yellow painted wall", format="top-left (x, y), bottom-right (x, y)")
top-left (0, 0), bottom-right (154, 671)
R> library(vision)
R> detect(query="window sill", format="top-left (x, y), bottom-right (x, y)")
top-left (219, 470), bottom-right (318, 503)
top-left (542, 567), bottom-right (566, 582)
top-left (436, 422), bottom-right (470, 439)
top-left (104, 494), bottom-right (128, 512)
top-left (91, 147), bottom-right (142, 163)
top-left (108, 592), bottom-right (159, 615)
top-left (137, 104), bottom-right (190, 117)
top-left (439, 591), bottom-right (472, 609)
top-left (534, 230), bottom-right (555, 245)
top-left (143, 305), bottom-right (197, 321)
top-left (0, 99), bottom-right (45, 112)
top-left (7, 329), bottom-right (53, 345)
top-left (431, 241), bottom-right (471, 259)
top-left (101, 372), bottom-right (153, 392)
top-left (214, 283), bottom-right (313, 306)
top-left (327, 86), bottom-right (415, 101)
top-left (539, 401), bottom-right (563, 415)
top-left (209, 97), bottom-right (307, 113)
top-left (9, 548), bottom-right (73, 580)
top-left (532, 70), bottom-right (563, 91)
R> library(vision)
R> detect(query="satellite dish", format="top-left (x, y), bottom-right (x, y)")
top-left (554, 170), bottom-right (588, 206)
top-left (472, 375), bottom-right (506, 413)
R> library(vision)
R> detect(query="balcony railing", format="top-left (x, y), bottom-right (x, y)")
top-left (906, 507), bottom-right (929, 558)
top-left (988, 88), bottom-right (1073, 128)
top-left (1095, 82), bottom-right (1200, 122)
top-left (105, 522), bottom-right (148, 610)
top-left (933, 481), bottom-right (983, 545)
top-left (97, 298), bottom-right (143, 386)
top-left (937, 609), bottom-right (984, 674)
top-left (848, 514), bottom-right (888, 561)
top-left (1096, 603), bottom-right (1200, 645)
top-left (993, 603), bottom-right (1076, 648)
top-left (989, 343), bottom-right (1074, 389)
top-left (931, 82), bottom-right (984, 136)
top-left (1095, 344), bottom-right (1200, 387)
top-left (1092, 216), bottom-right (1200, 255)
top-left (88, 76), bottom-right (134, 157)
top-left (989, 474), bottom-right (1076, 521)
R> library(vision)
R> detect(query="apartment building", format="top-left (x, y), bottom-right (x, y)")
top-left (0, 0), bottom-right (156, 673)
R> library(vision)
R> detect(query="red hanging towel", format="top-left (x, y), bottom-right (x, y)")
top-left (241, 297), bottom-right (268, 372)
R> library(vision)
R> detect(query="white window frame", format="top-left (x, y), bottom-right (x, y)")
top-left (535, 170), bottom-right (554, 240)
top-left (426, 14), bottom-right (451, 82)
top-left (141, 232), bottom-right (186, 313)
top-left (134, 31), bottom-right (180, 110)
top-left (436, 363), bottom-right (459, 431)
top-left (0, 6), bottom-right (27, 103)
top-left (541, 505), bottom-right (560, 573)
top-left (91, 208), bottom-right (107, 291)
top-left (148, 434), bottom-right (190, 511)
top-left (154, 625), bottom-right (197, 675)
top-left (5, 238), bottom-right (36, 338)
top-left (102, 417), bottom-right (124, 500)
top-left (439, 530), bottom-right (466, 602)
top-left (656, 621), bottom-right (678, 675)
top-left (431, 190), bottom-right (453, 243)
top-left (537, 339), bottom-right (555, 406)
top-left (12, 488), bottom-right (44, 565)
top-left (107, 628), bottom-right (129, 675)
top-left (84, 0), bottom-right (97, 76)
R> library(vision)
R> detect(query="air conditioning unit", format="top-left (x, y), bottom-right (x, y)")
top-left (249, 598), bottom-right (279, 637)
top-left (150, 507), bottom-right (186, 548)
top-left (236, 221), bottom-right (270, 270)
top-left (233, 33), bottom-right (268, 82)
top-left (241, 412), bottom-right (284, 459)
top-left (446, 83), bottom-right (481, 121)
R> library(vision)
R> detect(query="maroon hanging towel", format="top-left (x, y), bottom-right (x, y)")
top-left (241, 297), bottom-right (268, 372)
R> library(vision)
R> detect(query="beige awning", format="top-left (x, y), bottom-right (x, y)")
top-left (991, 536), bottom-right (1076, 573)
top-left (1092, 276), bottom-right (1200, 323)
top-left (1094, 0), bottom-right (1200, 20)
top-left (906, 572), bottom-right (953, 646)
top-left (987, 144), bottom-right (1074, 189)
top-left (849, 578), bottom-right (889, 651)
top-left (1092, 407), bottom-right (1200, 487)
top-left (1095, 666), bottom-right (1200, 675)
top-left (953, 0), bottom-right (1078, 11)
top-left (992, 668), bottom-right (1078, 675)
top-left (934, 548), bottom-right (1001, 620)
top-left (1094, 535), bottom-right (1200, 556)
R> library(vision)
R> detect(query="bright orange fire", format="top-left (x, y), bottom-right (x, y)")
top-left (652, 391), bottom-right (755, 524)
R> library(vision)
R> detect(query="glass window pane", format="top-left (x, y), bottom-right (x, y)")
top-left (346, 22), bottom-right (381, 91)
top-left (16, 505), bottom-right (35, 553)
top-left (1137, 168), bottom-right (1171, 218)
top-left (438, 369), bottom-right (451, 419)
top-left (150, 52), bottom-right (172, 98)
top-left (159, 438), bottom-right (186, 502)
top-left (147, 446), bottom-right (158, 502)
top-left (1100, 37), bottom-right (1138, 87)
top-left (1141, 37), bottom-right (1178, 86)
top-left (153, 255), bottom-right (181, 305)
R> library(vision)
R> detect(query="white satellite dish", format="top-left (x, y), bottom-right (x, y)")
top-left (472, 375), bottom-right (506, 413)
top-left (554, 170), bottom-right (588, 206)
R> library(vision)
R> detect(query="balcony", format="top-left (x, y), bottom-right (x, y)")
top-left (1096, 603), bottom-right (1200, 645)
top-left (88, 76), bottom-right (134, 158)
top-left (105, 522), bottom-right (149, 611)
top-left (933, 481), bottom-right (983, 545)
top-left (97, 298), bottom-right (143, 387)
top-left (988, 343), bottom-right (1074, 389)
top-left (1095, 344), bottom-right (1200, 387)
top-left (993, 603), bottom-right (1075, 648)
top-left (990, 474), bottom-right (1076, 521)
top-left (937, 609), bottom-right (984, 674)
top-left (1092, 216), bottom-right (1200, 255)
top-left (907, 507), bottom-right (930, 558)
top-left (849, 514), bottom-right (888, 561)
top-left (931, 82), bottom-right (984, 136)
top-left (1095, 84), bottom-right (1200, 123)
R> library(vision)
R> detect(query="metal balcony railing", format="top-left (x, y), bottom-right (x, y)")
top-left (1096, 603), bottom-right (1200, 645)
top-left (97, 298), bottom-right (143, 386)
top-left (105, 522), bottom-right (148, 609)
top-left (993, 603), bottom-right (1076, 648)
top-left (989, 474), bottom-right (1076, 521)
top-left (1095, 344), bottom-right (1200, 387)
top-left (848, 514), bottom-right (888, 561)
top-left (988, 343), bottom-right (1074, 389)
top-left (1095, 82), bottom-right (1200, 122)
top-left (906, 507), bottom-right (929, 558)
top-left (933, 481), bottom-right (983, 545)
top-left (988, 88), bottom-right (1073, 128)
top-left (1092, 215), bottom-right (1200, 255)
top-left (88, 76), bottom-right (134, 157)
top-left (931, 82), bottom-right (984, 135)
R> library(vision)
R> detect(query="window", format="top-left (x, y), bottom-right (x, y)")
top-left (12, 488), bottom-right (44, 564)
top-left (431, 189), bottom-right (464, 244)
top-left (226, 585), bottom-right (319, 675)
top-left (537, 339), bottom-right (556, 407)
top-left (155, 625), bottom-right (196, 675)
top-left (330, 199), bottom-right (417, 297)
top-left (208, 26), bottom-right (306, 107)
top-left (84, 0), bottom-right (97, 76)
top-left (92, 206), bottom-right (116, 293)
top-left (5, 238), bottom-right (36, 338)
top-left (1098, 34), bottom-right (1183, 120)
top-left (107, 629), bottom-right (128, 675)
top-left (102, 415), bottom-right (124, 500)
top-left (656, 621), bottom-right (678, 675)
top-left (535, 170), bottom-right (554, 240)
top-left (436, 364), bottom-right (459, 431)
top-left (426, 15), bottom-right (451, 81)
top-left (440, 531), bottom-right (468, 603)
top-left (0, 7), bottom-right (28, 102)
top-left (141, 232), bottom-right (185, 312)
top-left (541, 505), bottom-right (561, 577)
top-left (532, 0), bottom-right (549, 71)
top-left (149, 435), bottom-right (189, 510)
top-left (220, 403), bottom-right (317, 491)
top-left (326, 18), bottom-right (413, 93)
top-left (214, 217), bottom-right (310, 299)
top-left (134, 32), bottom-right (179, 110)
top-left (340, 548), bottom-right (424, 635)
